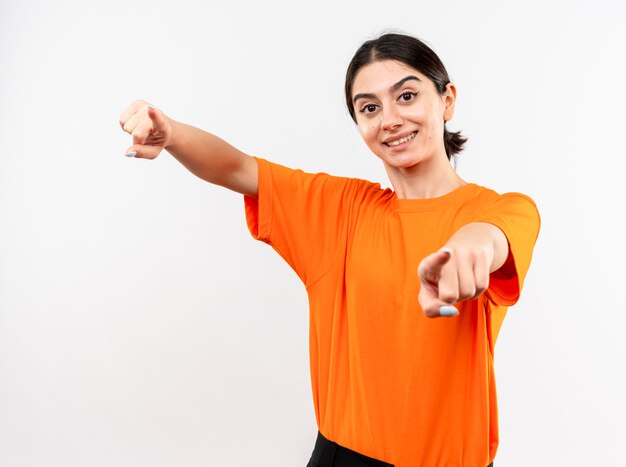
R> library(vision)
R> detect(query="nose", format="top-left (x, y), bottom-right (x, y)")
top-left (380, 104), bottom-right (403, 131)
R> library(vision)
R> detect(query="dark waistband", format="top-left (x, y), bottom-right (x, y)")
top-left (309, 431), bottom-right (394, 466)
top-left (309, 431), bottom-right (493, 467)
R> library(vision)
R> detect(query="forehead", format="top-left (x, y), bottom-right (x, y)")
top-left (352, 60), bottom-right (430, 96)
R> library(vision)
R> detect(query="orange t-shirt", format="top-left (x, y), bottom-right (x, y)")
top-left (244, 157), bottom-right (541, 467)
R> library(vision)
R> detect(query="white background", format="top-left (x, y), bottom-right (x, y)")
top-left (1, 0), bottom-right (625, 465)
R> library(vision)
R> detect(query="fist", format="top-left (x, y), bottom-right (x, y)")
top-left (417, 247), bottom-right (491, 318)
top-left (118, 99), bottom-right (173, 159)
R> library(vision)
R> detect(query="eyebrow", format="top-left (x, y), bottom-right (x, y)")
top-left (353, 75), bottom-right (422, 105)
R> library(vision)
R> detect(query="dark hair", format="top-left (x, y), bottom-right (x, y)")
top-left (345, 32), bottom-right (468, 161)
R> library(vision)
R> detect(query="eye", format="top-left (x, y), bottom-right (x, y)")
top-left (359, 103), bottom-right (378, 114)
top-left (400, 91), bottom-right (417, 102)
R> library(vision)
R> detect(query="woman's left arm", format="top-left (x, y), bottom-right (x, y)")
top-left (417, 222), bottom-right (509, 318)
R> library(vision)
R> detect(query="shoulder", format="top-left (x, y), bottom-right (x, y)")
top-left (255, 156), bottom-right (390, 198)
top-left (467, 184), bottom-right (541, 243)
top-left (467, 183), bottom-right (539, 212)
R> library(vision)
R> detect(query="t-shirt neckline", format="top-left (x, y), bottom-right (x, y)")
top-left (393, 182), bottom-right (478, 212)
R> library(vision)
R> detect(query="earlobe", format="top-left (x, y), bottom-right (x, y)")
top-left (444, 105), bottom-right (455, 122)
top-left (443, 102), bottom-right (455, 122)
top-left (443, 84), bottom-right (456, 122)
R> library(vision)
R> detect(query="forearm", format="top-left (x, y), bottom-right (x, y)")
top-left (165, 119), bottom-right (258, 195)
top-left (444, 222), bottom-right (509, 273)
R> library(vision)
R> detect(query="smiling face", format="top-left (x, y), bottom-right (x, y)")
top-left (351, 59), bottom-right (457, 170)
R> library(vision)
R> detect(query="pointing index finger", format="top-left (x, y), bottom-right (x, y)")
top-left (418, 248), bottom-right (452, 285)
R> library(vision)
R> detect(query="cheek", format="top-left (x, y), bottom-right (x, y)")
top-left (406, 104), bottom-right (430, 122)
top-left (358, 123), bottom-right (378, 144)
top-left (408, 107), bottom-right (441, 137)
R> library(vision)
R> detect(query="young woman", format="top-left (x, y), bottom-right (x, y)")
top-left (119, 32), bottom-right (540, 467)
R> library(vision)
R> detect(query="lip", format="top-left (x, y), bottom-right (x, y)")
top-left (383, 130), bottom-right (418, 147)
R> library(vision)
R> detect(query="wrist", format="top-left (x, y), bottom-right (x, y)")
top-left (164, 118), bottom-right (183, 151)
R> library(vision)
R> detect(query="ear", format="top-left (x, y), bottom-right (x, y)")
top-left (442, 82), bottom-right (457, 122)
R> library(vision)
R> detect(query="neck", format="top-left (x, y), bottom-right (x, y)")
top-left (385, 152), bottom-right (466, 199)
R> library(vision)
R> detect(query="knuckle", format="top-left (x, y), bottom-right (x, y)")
top-left (424, 308), bottom-right (438, 318)
top-left (440, 293), bottom-right (458, 303)
top-left (459, 288), bottom-right (475, 300)
top-left (453, 246), bottom-right (468, 256)
top-left (475, 285), bottom-right (487, 295)
top-left (474, 277), bottom-right (489, 295)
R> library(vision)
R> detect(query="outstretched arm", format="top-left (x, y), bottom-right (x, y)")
top-left (417, 222), bottom-right (509, 318)
top-left (119, 100), bottom-right (258, 197)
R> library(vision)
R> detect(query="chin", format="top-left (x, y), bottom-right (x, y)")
top-left (382, 152), bottom-right (423, 169)
top-left (392, 161), bottom-right (420, 170)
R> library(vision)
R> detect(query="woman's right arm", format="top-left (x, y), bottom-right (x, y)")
top-left (119, 99), bottom-right (258, 197)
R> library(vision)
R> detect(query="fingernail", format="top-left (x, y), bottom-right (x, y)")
top-left (439, 305), bottom-right (459, 317)
top-left (125, 151), bottom-right (137, 158)
top-left (439, 247), bottom-right (452, 255)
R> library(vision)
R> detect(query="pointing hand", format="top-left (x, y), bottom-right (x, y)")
top-left (417, 246), bottom-right (490, 318)
top-left (119, 99), bottom-right (173, 159)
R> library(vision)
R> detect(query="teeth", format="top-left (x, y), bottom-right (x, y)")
top-left (387, 131), bottom-right (417, 146)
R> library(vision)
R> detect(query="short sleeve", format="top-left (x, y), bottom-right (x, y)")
top-left (243, 157), bottom-right (362, 287)
top-left (473, 192), bottom-right (541, 306)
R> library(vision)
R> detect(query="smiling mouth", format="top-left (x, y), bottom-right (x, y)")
top-left (384, 131), bottom-right (418, 147)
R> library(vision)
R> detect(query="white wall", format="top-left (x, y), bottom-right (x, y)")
top-left (1, 0), bottom-right (624, 465)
